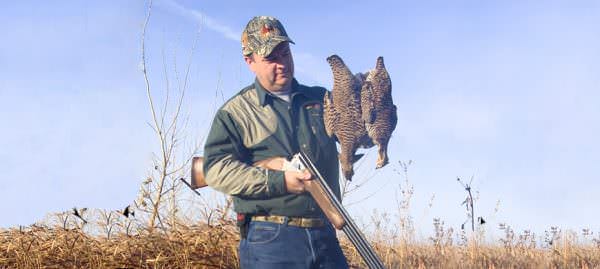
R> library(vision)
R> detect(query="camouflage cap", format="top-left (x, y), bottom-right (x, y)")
top-left (241, 16), bottom-right (294, 57)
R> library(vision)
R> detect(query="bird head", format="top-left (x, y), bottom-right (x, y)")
top-left (341, 164), bottom-right (354, 181)
top-left (338, 153), bottom-right (356, 181)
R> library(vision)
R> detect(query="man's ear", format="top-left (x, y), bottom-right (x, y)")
top-left (243, 54), bottom-right (254, 68)
top-left (244, 55), bottom-right (257, 73)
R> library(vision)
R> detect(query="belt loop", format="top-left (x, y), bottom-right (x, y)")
top-left (283, 216), bottom-right (289, 226)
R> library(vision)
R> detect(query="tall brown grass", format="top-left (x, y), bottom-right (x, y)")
top-left (0, 220), bottom-right (239, 268)
top-left (2, 212), bottom-right (600, 269)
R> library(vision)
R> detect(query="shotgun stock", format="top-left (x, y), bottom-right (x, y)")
top-left (190, 157), bottom-right (207, 189)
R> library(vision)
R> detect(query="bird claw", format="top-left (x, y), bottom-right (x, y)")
top-left (375, 158), bottom-right (389, 169)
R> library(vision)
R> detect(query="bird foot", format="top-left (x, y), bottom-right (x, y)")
top-left (375, 157), bottom-right (389, 169)
top-left (375, 162), bottom-right (387, 169)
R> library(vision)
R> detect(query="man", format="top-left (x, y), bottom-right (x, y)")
top-left (203, 16), bottom-right (349, 268)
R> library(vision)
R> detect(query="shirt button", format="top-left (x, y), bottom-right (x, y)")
top-left (302, 144), bottom-right (307, 148)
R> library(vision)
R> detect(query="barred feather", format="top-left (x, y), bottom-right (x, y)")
top-left (324, 55), bottom-right (372, 181)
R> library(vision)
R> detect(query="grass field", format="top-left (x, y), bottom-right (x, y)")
top-left (2, 211), bottom-right (600, 269)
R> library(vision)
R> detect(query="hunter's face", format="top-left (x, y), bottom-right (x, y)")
top-left (245, 42), bottom-right (294, 92)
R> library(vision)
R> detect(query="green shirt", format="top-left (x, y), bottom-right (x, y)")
top-left (203, 78), bottom-right (340, 217)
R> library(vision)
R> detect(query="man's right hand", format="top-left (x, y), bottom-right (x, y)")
top-left (284, 170), bottom-right (313, 194)
top-left (253, 157), bottom-right (313, 194)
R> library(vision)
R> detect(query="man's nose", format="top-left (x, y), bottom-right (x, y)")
top-left (275, 60), bottom-right (287, 69)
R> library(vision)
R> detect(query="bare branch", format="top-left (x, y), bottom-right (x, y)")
top-left (160, 36), bottom-right (171, 131)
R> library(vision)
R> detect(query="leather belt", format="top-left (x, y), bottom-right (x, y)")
top-left (251, 215), bottom-right (325, 228)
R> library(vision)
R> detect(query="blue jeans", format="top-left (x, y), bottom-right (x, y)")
top-left (239, 219), bottom-right (349, 269)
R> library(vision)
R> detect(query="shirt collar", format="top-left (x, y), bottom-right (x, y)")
top-left (255, 78), bottom-right (302, 106)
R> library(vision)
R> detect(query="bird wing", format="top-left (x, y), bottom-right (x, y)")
top-left (390, 104), bottom-right (398, 132)
top-left (323, 90), bottom-right (337, 138)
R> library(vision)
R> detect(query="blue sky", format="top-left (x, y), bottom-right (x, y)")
top-left (1, 0), bottom-right (599, 237)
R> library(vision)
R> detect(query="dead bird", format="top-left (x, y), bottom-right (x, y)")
top-left (324, 54), bottom-right (373, 181)
top-left (361, 56), bottom-right (397, 169)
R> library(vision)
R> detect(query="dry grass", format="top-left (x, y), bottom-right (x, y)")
top-left (2, 218), bottom-right (600, 269)
top-left (0, 221), bottom-right (239, 269)
top-left (341, 240), bottom-right (600, 269)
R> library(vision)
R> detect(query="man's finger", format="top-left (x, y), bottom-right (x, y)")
top-left (298, 170), bottom-right (312, 180)
top-left (296, 174), bottom-right (310, 181)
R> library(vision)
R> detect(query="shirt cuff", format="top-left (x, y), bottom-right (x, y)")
top-left (267, 169), bottom-right (287, 197)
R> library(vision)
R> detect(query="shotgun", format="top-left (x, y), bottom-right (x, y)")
top-left (297, 152), bottom-right (386, 269)
top-left (188, 154), bottom-right (386, 269)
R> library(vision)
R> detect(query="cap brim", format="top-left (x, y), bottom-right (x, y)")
top-left (262, 37), bottom-right (295, 57)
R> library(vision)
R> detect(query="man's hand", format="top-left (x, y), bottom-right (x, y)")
top-left (253, 156), bottom-right (312, 193)
top-left (284, 170), bottom-right (313, 194)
